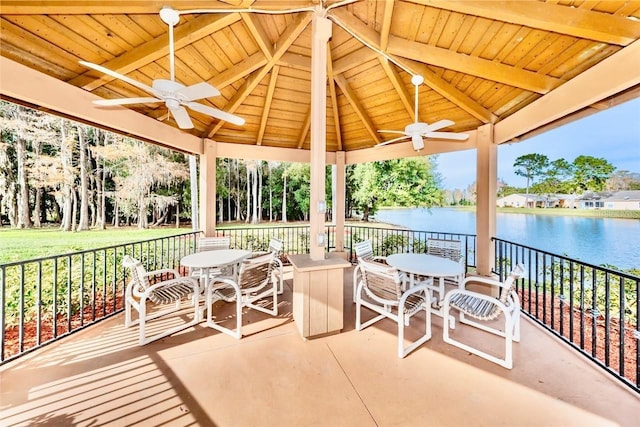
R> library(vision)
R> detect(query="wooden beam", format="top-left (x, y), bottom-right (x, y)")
top-left (210, 51), bottom-right (268, 89)
top-left (327, 45), bottom-right (342, 151)
top-left (333, 74), bottom-right (380, 144)
top-left (205, 12), bottom-right (312, 138)
top-left (331, 8), bottom-right (561, 94)
top-left (396, 57), bottom-right (496, 123)
top-left (332, 46), bottom-right (378, 75)
top-left (241, 13), bottom-right (274, 59)
top-left (0, 1), bottom-right (254, 14)
top-left (379, 0), bottom-right (395, 51)
top-left (494, 38), bottom-right (640, 144)
top-left (330, 9), bottom-right (494, 123)
top-left (414, 0), bottom-right (640, 46)
top-left (277, 52), bottom-right (311, 71)
top-left (0, 56), bottom-right (202, 154)
top-left (257, 65), bottom-right (279, 145)
top-left (378, 57), bottom-right (413, 119)
top-left (69, 14), bottom-right (241, 91)
top-left (214, 140), bottom-right (337, 164)
top-left (297, 106), bottom-right (312, 149)
top-left (387, 36), bottom-right (561, 94)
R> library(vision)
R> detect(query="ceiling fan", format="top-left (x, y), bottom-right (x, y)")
top-left (79, 7), bottom-right (244, 130)
top-left (376, 75), bottom-right (468, 151)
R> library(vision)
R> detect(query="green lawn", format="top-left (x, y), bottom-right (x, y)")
top-left (0, 226), bottom-right (191, 264)
top-left (454, 206), bottom-right (640, 219)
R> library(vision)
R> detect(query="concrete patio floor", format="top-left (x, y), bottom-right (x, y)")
top-left (1, 267), bottom-right (638, 426)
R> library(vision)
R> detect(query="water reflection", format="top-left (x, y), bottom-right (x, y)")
top-left (372, 208), bottom-right (639, 270)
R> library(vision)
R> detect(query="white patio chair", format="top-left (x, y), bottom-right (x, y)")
top-left (355, 259), bottom-right (433, 358)
top-left (352, 240), bottom-right (389, 303)
top-left (442, 263), bottom-right (526, 369)
top-left (205, 252), bottom-right (278, 339)
top-left (426, 238), bottom-right (465, 287)
top-left (247, 237), bottom-right (284, 294)
top-left (268, 238), bottom-right (285, 294)
top-left (122, 255), bottom-right (200, 345)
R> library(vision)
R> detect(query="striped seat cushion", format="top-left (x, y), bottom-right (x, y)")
top-left (448, 293), bottom-right (502, 321)
top-left (149, 280), bottom-right (195, 305)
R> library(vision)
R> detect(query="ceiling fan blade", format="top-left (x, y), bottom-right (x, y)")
top-left (186, 102), bottom-right (245, 126)
top-left (377, 129), bottom-right (406, 135)
top-left (375, 135), bottom-right (410, 147)
top-left (93, 97), bottom-right (162, 106)
top-left (425, 131), bottom-right (469, 141)
top-left (176, 82), bottom-right (220, 101)
top-left (424, 119), bottom-right (455, 133)
top-left (169, 106), bottom-right (194, 129)
top-left (79, 61), bottom-right (155, 94)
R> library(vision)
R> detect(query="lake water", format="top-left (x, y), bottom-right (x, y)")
top-left (372, 208), bottom-right (640, 270)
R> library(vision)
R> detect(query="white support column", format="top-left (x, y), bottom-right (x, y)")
top-left (335, 152), bottom-right (346, 252)
top-left (475, 124), bottom-right (497, 276)
top-left (199, 139), bottom-right (217, 237)
top-left (309, 13), bottom-right (332, 261)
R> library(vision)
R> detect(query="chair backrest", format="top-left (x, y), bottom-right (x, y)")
top-left (236, 252), bottom-right (275, 292)
top-left (359, 259), bottom-right (403, 304)
top-left (427, 238), bottom-right (462, 263)
top-left (354, 240), bottom-right (375, 261)
top-left (198, 236), bottom-right (231, 252)
top-left (268, 238), bottom-right (283, 254)
top-left (122, 255), bottom-right (150, 292)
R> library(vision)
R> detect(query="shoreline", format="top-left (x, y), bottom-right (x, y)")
top-left (377, 206), bottom-right (640, 220)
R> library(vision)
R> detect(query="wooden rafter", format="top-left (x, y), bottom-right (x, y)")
top-left (297, 106), bottom-right (312, 149)
top-left (327, 45), bottom-right (342, 151)
top-left (0, 1), bottom-right (257, 14)
top-left (331, 8), bottom-right (561, 95)
top-left (378, 57), bottom-right (413, 120)
top-left (210, 52), bottom-right (267, 89)
top-left (387, 36), bottom-right (561, 95)
top-left (333, 74), bottom-right (380, 144)
top-left (241, 13), bottom-right (274, 59)
top-left (257, 65), bottom-right (279, 145)
top-left (330, 9), bottom-right (494, 123)
top-left (415, 0), bottom-right (640, 46)
top-left (379, 0), bottom-right (394, 51)
top-left (69, 14), bottom-right (241, 91)
top-left (205, 12), bottom-right (312, 138)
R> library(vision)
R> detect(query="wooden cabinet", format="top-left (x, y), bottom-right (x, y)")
top-left (288, 253), bottom-right (351, 339)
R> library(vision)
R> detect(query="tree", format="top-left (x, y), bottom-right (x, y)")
top-left (351, 157), bottom-right (441, 221)
top-left (514, 153), bottom-right (549, 206)
top-left (571, 155), bottom-right (615, 192)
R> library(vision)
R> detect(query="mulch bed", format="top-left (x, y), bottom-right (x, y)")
top-left (519, 290), bottom-right (637, 385)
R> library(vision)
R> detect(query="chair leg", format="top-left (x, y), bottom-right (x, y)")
top-left (206, 290), bottom-right (241, 339)
top-left (442, 305), bottom-right (514, 369)
top-left (397, 303), bottom-right (431, 358)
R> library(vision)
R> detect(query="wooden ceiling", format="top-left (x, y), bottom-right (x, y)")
top-left (1, 0), bottom-right (640, 155)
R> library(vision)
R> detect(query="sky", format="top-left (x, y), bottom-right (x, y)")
top-left (435, 97), bottom-right (640, 190)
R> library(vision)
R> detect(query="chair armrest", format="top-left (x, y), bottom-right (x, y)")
top-left (207, 277), bottom-right (241, 293)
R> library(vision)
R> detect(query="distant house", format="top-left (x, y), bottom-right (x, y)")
top-left (496, 194), bottom-right (558, 208)
top-left (578, 190), bottom-right (640, 210)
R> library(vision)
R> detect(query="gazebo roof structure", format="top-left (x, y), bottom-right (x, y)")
top-left (1, 0), bottom-right (639, 159)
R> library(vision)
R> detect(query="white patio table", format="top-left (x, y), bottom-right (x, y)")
top-left (180, 249), bottom-right (251, 315)
top-left (386, 253), bottom-right (464, 316)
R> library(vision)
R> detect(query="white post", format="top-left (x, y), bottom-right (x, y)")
top-left (309, 13), bottom-right (332, 261)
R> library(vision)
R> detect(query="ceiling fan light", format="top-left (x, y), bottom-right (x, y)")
top-left (411, 134), bottom-right (424, 151)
